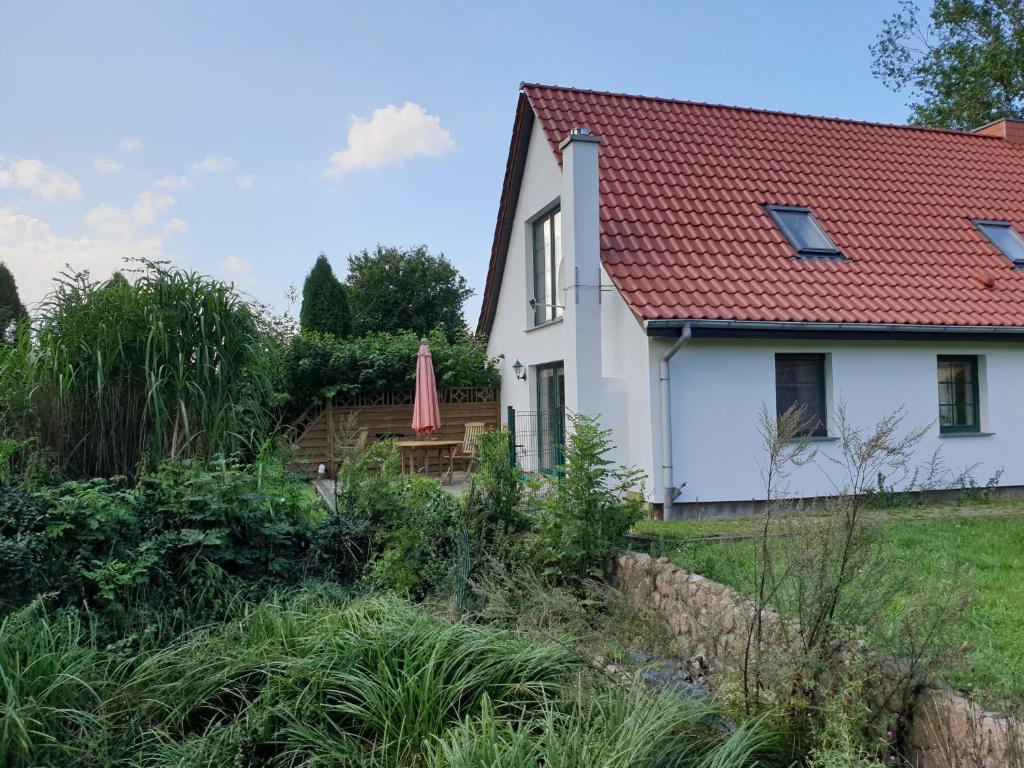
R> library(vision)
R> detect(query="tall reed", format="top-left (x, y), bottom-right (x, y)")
top-left (0, 263), bottom-right (278, 479)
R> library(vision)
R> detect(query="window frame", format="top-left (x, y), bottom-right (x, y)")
top-left (774, 353), bottom-right (828, 438)
top-left (765, 205), bottom-right (844, 260)
top-left (531, 206), bottom-right (562, 326)
top-left (937, 355), bottom-right (981, 435)
top-left (972, 219), bottom-right (1024, 267)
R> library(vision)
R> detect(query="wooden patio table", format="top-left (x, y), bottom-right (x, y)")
top-left (395, 439), bottom-right (462, 484)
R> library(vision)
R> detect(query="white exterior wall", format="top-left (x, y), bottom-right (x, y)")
top-left (485, 119), bottom-right (657, 486)
top-left (487, 120), bottom-right (567, 420)
top-left (667, 339), bottom-right (1021, 506)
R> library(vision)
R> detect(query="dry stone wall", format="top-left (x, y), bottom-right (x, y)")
top-left (608, 552), bottom-right (1023, 768)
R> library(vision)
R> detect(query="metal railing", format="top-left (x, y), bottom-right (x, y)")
top-left (507, 405), bottom-right (566, 473)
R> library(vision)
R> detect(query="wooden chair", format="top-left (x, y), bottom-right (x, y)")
top-left (451, 422), bottom-right (486, 480)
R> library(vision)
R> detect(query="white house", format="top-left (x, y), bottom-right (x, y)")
top-left (478, 83), bottom-right (1024, 517)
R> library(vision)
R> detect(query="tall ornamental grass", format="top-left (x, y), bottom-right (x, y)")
top-left (0, 592), bottom-right (800, 767)
top-left (0, 263), bottom-right (278, 479)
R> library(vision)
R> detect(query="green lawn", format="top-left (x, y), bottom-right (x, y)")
top-left (633, 504), bottom-right (1024, 707)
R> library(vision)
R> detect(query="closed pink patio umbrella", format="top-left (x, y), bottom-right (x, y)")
top-left (412, 338), bottom-right (441, 435)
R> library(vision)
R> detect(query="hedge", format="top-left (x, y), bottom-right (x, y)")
top-left (284, 329), bottom-right (501, 409)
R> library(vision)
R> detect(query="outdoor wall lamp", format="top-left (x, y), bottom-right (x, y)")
top-left (512, 359), bottom-right (527, 381)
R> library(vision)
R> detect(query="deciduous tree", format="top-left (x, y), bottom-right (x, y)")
top-left (0, 262), bottom-right (26, 339)
top-left (345, 245), bottom-right (471, 338)
top-left (871, 0), bottom-right (1024, 129)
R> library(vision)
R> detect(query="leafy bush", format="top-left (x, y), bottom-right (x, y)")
top-left (0, 486), bottom-right (48, 609)
top-left (532, 413), bottom-right (645, 586)
top-left (310, 442), bottom-right (463, 598)
top-left (0, 262), bottom-right (280, 480)
top-left (0, 458), bottom-right (321, 627)
top-left (369, 478), bottom-right (462, 598)
top-left (284, 327), bottom-right (500, 409)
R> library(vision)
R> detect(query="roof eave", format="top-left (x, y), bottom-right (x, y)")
top-left (476, 92), bottom-right (536, 337)
top-left (646, 318), bottom-right (1024, 342)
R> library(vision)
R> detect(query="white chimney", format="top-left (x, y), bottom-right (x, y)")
top-left (559, 127), bottom-right (603, 418)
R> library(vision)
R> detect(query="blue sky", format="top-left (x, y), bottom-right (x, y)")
top-left (0, 0), bottom-right (909, 323)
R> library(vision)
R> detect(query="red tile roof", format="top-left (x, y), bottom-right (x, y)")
top-left (481, 84), bottom-right (1024, 332)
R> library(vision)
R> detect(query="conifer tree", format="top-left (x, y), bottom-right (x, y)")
top-left (299, 254), bottom-right (350, 337)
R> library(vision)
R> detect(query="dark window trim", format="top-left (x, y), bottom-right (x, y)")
top-left (531, 206), bottom-right (562, 326)
top-left (535, 361), bottom-right (565, 474)
top-left (972, 219), bottom-right (1024, 267)
top-left (765, 205), bottom-right (844, 260)
top-left (775, 352), bottom-right (828, 438)
top-left (937, 355), bottom-right (981, 435)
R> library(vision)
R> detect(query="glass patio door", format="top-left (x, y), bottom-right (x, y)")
top-left (536, 363), bottom-right (565, 472)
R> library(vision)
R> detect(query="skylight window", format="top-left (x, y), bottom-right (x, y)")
top-left (766, 205), bottom-right (842, 259)
top-left (974, 220), bottom-right (1024, 266)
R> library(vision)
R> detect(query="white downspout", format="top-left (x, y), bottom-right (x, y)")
top-left (659, 323), bottom-right (692, 519)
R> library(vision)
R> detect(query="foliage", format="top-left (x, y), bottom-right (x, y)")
top-left (0, 457), bottom-right (321, 628)
top-left (806, 643), bottom-right (892, 768)
top-left (299, 253), bottom-right (350, 337)
top-left (345, 244), bottom-right (473, 338)
top-left (0, 590), bottom-right (801, 767)
top-left (426, 684), bottom-right (797, 768)
top-left (0, 602), bottom-right (107, 768)
top-left (368, 477), bottom-right (463, 598)
top-left (0, 262), bottom-right (26, 341)
top-left (0, 262), bottom-right (279, 480)
top-left (284, 326), bottom-right (500, 408)
top-left (532, 413), bottom-right (645, 586)
top-left (871, 0), bottom-right (1024, 129)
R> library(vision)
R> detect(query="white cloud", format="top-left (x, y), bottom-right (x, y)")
top-left (236, 174), bottom-right (256, 189)
top-left (94, 157), bottom-right (124, 174)
top-left (163, 218), bottom-right (188, 236)
top-left (220, 254), bottom-right (252, 274)
top-left (84, 189), bottom-right (175, 238)
top-left (154, 174), bottom-right (192, 191)
top-left (0, 208), bottom-right (167, 307)
top-left (191, 155), bottom-right (232, 174)
top-left (323, 102), bottom-right (455, 178)
top-left (0, 157), bottom-right (81, 201)
top-left (119, 137), bottom-right (143, 153)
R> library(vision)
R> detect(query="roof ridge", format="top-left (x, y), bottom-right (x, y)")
top-left (519, 82), bottom-right (1006, 140)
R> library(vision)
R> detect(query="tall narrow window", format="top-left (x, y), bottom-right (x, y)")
top-left (532, 208), bottom-right (562, 325)
top-left (775, 353), bottom-right (827, 437)
top-left (937, 356), bottom-right (980, 434)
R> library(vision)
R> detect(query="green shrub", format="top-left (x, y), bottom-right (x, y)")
top-left (0, 487), bottom-right (47, 609)
top-left (532, 413), bottom-right (645, 586)
top-left (313, 442), bottom-right (464, 598)
top-left (0, 458), bottom-right (321, 628)
top-left (369, 478), bottom-right (462, 598)
top-left (283, 328), bottom-right (500, 410)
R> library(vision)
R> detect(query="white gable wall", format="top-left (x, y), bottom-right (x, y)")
top-left (487, 119), bottom-right (566, 423)
top-left (485, 119), bottom-right (658, 487)
top-left (667, 338), bottom-right (1021, 509)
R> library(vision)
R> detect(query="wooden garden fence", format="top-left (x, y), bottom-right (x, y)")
top-left (289, 387), bottom-right (501, 476)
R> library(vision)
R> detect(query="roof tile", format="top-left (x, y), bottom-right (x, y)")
top-left (522, 84), bottom-right (1024, 327)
